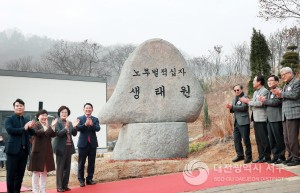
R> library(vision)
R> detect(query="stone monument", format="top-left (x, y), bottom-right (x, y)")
top-left (99, 38), bottom-right (204, 160)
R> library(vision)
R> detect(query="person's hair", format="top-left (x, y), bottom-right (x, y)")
top-left (268, 75), bottom-right (279, 81)
top-left (84, 103), bottom-right (93, 109)
top-left (280, 67), bottom-right (293, 74)
top-left (233, 84), bottom-right (243, 90)
top-left (57, 106), bottom-right (71, 116)
top-left (36, 109), bottom-right (48, 120)
top-left (13, 98), bottom-right (25, 106)
top-left (255, 75), bottom-right (265, 85)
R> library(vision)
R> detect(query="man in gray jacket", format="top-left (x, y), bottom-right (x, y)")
top-left (240, 75), bottom-right (271, 163)
top-left (271, 67), bottom-right (300, 166)
top-left (259, 75), bottom-right (285, 164)
top-left (226, 84), bottom-right (252, 164)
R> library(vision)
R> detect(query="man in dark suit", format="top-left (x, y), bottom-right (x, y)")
top-left (271, 67), bottom-right (300, 166)
top-left (240, 75), bottom-right (271, 163)
top-left (259, 75), bottom-right (285, 164)
top-left (77, 103), bottom-right (101, 187)
top-left (226, 84), bottom-right (252, 164)
top-left (4, 99), bottom-right (35, 193)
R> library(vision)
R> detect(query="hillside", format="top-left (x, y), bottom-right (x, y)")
top-left (0, 29), bottom-right (54, 66)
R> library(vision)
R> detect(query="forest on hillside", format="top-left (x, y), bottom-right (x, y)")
top-left (0, 26), bottom-right (299, 85)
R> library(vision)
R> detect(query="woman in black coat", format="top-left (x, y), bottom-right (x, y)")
top-left (52, 106), bottom-right (79, 192)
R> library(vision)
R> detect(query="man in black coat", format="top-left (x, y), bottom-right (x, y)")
top-left (226, 84), bottom-right (252, 164)
top-left (4, 99), bottom-right (35, 193)
top-left (77, 103), bottom-right (101, 187)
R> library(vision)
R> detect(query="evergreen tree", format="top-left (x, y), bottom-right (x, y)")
top-left (248, 28), bottom-right (271, 96)
top-left (280, 45), bottom-right (299, 75)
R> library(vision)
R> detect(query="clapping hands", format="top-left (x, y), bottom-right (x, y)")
top-left (73, 119), bottom-right (80, 128)
top-left (65, 120), bottom-right (70, 130)
top-left (25, 120), bottom-right (35, 130)
top-left (258, 96), bottom-right (266, 103)
top-left (239, 97), bottom-right (250, 104)
top-left (225, 103), bottom-right (232, 109)
top-left (85, 117), bottom-right (93, 126)
top-left (51, 118), bottom-right (58, 130)
top-left (271, 88), bottom-right (282, 98)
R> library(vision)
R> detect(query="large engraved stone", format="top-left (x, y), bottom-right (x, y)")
top-left (112, 122), bottom-right (189, 160)
top-left (99, 39), bottom-right (203, 160)
top-left (99, 39), bottom-right (203, 124)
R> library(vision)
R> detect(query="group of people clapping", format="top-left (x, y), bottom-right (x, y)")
top-left (4, 100), bottom-right (100, 193)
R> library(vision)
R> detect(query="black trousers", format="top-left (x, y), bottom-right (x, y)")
top-left (56, 145), bottom-right (72, 189)
top-left (254, 121), bottom-right (271, 159)
top-left (233, 122), bottom-right (252, 159)
top-left (6, 148), bottom-right (28, 193)
top-left (78, 143), bottom-right (97, 182)
top-left (267, 121), bottom-right (285, 158)
top-left (283, 118), bottom-right (300, 161)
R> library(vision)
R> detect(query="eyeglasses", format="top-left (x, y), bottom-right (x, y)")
top-left (233, 89), bottom-right (240, 92)
top-left (280, 72), bottom-right (291, 77)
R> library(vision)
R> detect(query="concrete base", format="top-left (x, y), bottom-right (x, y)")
top-left (112, 122), bottom-right (188, 160)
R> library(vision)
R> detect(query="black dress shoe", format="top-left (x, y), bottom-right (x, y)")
top-left (283, 158), bottom-right (292, 165)
top-left (274, 156), bottom-right (286, 164)
top-left (267, 157), bottom-right (278, 164)
top-left (232, 156), bottom-right (244, 162)
top-left (64, 187), bottom-right (71, 191)
top-left (79, 182), bottom-right (85, 187)
top-left (274, 158), bottom-right (284, 164)
top-left (57, 188), bottom-right (65, 192)
top-left (258, 157), bottom-right (271, 163)
top-left (286, 159), bottom-right (300, 166)
top-left (244, 158), bottom-right (252, 164)
top-left (252, 159), bottom-right (261, 163)
top-left (86, 180), bottom-right (96, 185)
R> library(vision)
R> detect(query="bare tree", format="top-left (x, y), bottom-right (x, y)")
top-left (225, 42), bottom-right (250, 76)
top-left (99, 44), bottom-right (135, 75)
top-left (187, 45), bottom-right (225, 86)
top-left (267, 26), bottom-right (300, 74)
top-left (187, 56), bottom-right (212, 80)
top-left (258, 0), bottom-right (300, 21)
top-left (41, 40), bottom-right (82, 75)
top-left (5, 56), bottom-right (36, 72)
top-left (4, 39), bottom-right (135, 84)
top-left (268, 30), bottom-right (286, 74)
top-left (209, 45), bottom-right (223, 76)
top-left (39, 40), bottom-right (104, 76)
top-left (80, 40), bottom-right (102, 76)
top-left (288, 25), bottom-right (300, 46)
top-left (187, 55), bottom-right (220, 91)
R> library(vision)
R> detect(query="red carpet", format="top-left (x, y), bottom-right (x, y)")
top-left (0, 182), bottom-right (30, 192)
top-left (47, 163), bottom-right (296, 193)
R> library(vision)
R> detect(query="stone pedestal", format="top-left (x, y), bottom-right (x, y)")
top-left (112, 122), bottom-right (188, 160)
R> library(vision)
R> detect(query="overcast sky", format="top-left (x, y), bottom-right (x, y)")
top-left (0, 0), bottom-right (297, 56)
